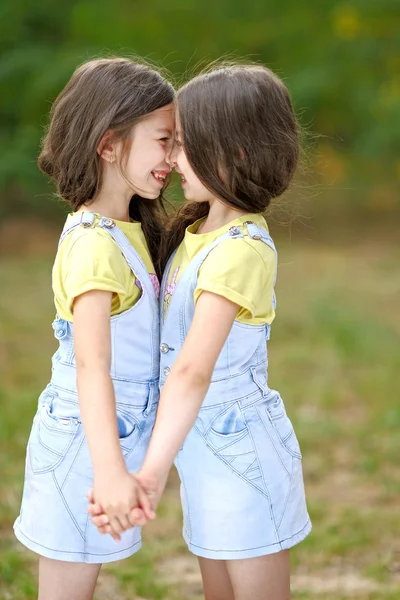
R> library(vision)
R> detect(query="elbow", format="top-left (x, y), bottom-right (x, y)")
top-left (76, 359), bottom-right (109, 379)
top-left (173, 363), bottom-right (211, 390)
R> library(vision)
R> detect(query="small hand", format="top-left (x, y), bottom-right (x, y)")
top-left (88, 470), bottom-right (163, 536)
top-left (90, 469), bottom-right (155, 540)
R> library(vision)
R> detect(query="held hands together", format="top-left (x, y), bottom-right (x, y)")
top-left (88, 470), bottom-right (165, 541)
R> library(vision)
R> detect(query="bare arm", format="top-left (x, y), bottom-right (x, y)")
top-left (140, 290), bottom-right (239, 484)
top-left (74, 290), bottom-right (125, 474)
top-left (74, 290), bottom-right (153, 533)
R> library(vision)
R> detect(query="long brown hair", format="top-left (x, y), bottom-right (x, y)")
top-left (38, 57), bottom-right (175, 277)
top-left (160, 64), bottom-right (299, 268)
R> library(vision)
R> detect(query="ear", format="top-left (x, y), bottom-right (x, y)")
top-left (97, 130), bottom-right (116, 163)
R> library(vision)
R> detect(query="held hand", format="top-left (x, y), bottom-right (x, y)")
top-left (91, 469), bottom-right (155, 539)
top-left (88, 470), bottom-right (165, 536)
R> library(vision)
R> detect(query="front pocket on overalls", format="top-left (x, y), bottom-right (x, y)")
top-left (205, 403), bottom-right (265, 492)
top-left (29, 404), bottom-right (80, 474)
top-left (265, 394), bottom-right (302, 459)
top-left (117, 411), bottom-right (141, 458)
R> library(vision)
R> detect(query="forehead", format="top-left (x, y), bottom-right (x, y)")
top-left (139, 104), bottom-right (175, 132)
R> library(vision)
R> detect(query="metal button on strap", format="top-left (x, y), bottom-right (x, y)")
top-left (160, 343), bottom-right (169, 354)
top-left (163, 367), bottom-right (170, 376)
top-left (103, 218), bottom-right (116, 228)
top-left (229, 226), bottom-right (242, 236)
top-left (80, 212), bottom-right (95, 228)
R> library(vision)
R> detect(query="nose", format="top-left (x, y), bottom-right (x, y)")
top-left (166, 141), bottom-right (178, 168)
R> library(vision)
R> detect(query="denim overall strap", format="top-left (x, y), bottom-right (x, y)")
top-left (58, 211), bottom-right (97, 247)
top-left (58, 212), bottom-right (157, 308)
top-left (57, 212), bottom-right (159, 357)
top-left (160, 249), bottom-right (178, 323)
top-left (162, 226), bottom-right (244, 341)
top-left (244, 221), bottom-right (277, 339)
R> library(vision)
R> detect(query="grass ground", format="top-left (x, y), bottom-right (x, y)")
top-left (1, 226), bottom-right (399, 599)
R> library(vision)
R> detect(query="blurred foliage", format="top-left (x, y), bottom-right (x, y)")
top-left (0, 0), bottom-right (399, 220)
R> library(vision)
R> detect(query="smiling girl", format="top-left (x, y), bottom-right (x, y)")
top-left (14, 57), bottom-right (175, 600)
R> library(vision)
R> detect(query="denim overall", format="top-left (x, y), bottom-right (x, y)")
top-left (14, 212), bottom-right (160, 563)
top-left (160, 221), bottom-right (311, 559)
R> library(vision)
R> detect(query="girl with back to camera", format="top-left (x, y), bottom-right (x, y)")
top-left (92, 64), bottom-right (311, 600)
top-left (14, 57), bottom-right (175, 600)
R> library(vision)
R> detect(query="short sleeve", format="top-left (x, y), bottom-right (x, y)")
top-left (62, 229), bottom-right (128, 313)
top-left (194, 239), bottom-right (276, 319)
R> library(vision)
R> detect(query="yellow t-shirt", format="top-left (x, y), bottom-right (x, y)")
top-left (53, 213), bottom-right (158, 321)
top-left (163, 213), bottom-right (276, 325)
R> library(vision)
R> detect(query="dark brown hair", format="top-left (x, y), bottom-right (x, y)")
top-left (160, 64), bottom-right (299, 267)
top-left (38, 57), bottom-right (175, 277)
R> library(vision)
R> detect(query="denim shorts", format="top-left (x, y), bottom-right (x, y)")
top-left (174, 389), bottom-right (311, 560)
top-left (14, 383), bottom-right (158, 563)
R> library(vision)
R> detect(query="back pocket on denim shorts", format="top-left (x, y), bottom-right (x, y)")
top-left (29, 404), bottom-right (80, 474)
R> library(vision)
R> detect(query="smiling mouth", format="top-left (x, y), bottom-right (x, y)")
top-left (151, 171), bottom-right (168, 183)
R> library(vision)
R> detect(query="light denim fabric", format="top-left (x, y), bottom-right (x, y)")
top-left (14, 212), bottom-right (160, 563)
top-left (159, 220), bottom-right (311, 560)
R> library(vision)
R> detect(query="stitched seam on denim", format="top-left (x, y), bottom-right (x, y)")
top-left (276, 456), bottom-right (295, 530)
top-left (50, 385), bottom-right (79, 403)
top-left (264, 408), bottom-right (302, 460)
top-left (104, 225), bottom-right (157, 309)
top-left (186, 519), bottom-right (311, 555)
top-left (206, 386), bottom-right (263, 405)
top-left (121, 428), bottom-right (142, 459)
top-left (202, 405), bottom-right (247, 441)
top-left (32, 426), bottom-right (77, 474)
top-left (232, 321), bottom-right (266, 332)
top-left (15, 526), bottom-right (142, 556)
top-left (257, 405), bottom-right (292, 474)
top-left (240, 391), bottom-right (269, 410)
top-left (120, 423), bottom-right (138, 451)
top-left (209, 359), bottom-right (266, 383)
top-left (197, 431), bottom-right (269, 499)
top-left (243, 413), bottom-right (277, 535)
top-left (209, 400), bottom-right (241, 423)
top-left (40, 415), bottom-right (77, 436)
top-left (199, 389), bottom-right (261, 411)
top-left (177, 455), bottom-right (192, 541)
top-left (226, 333), bottom-right (232, 378)
top-left (60, 434), bottom-right (85, 491)
top-left (83, 511), bottom-right (90, 554)
top-left (243, 458), bottom-right (258, 476)
top-left (52, 471), bottom-right (85, 541)
top-left (111, 317), bottom-right (118, 377)
top-left (223, 450), bottom-right (254, 463)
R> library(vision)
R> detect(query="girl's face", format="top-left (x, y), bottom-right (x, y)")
top-left (120, 104), bottom-right (175, 199)
top-left (170, 116), bottom-right (212, 203)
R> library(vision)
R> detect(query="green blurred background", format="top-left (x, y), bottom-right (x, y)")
top-left (1, 2), bottom-right (399, 599)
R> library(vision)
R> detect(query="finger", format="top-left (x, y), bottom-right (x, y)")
top-left (116, 513), bottom-right (132, 532)
top-left (109, 516), bottom-right (126, 536)
top-left (104, 525), bottom-right (120, 542)
top-left (88, 502), bottom-right (105, 516)
top-left (137, 485), bottom-right (156, 520)
top-left (128, 508), bottom-right (147, 528)
top-left (97, 525), bottom-right (108, 535)
top-left (87, 488), bottom-right (94, 503)
top-left (91, 514), bottom-right (110, 527)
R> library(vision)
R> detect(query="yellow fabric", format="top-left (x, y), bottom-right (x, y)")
top-left (53, 213), bottom-right (157, 321)
top-left (163, 213), bottom-right (276, 325)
